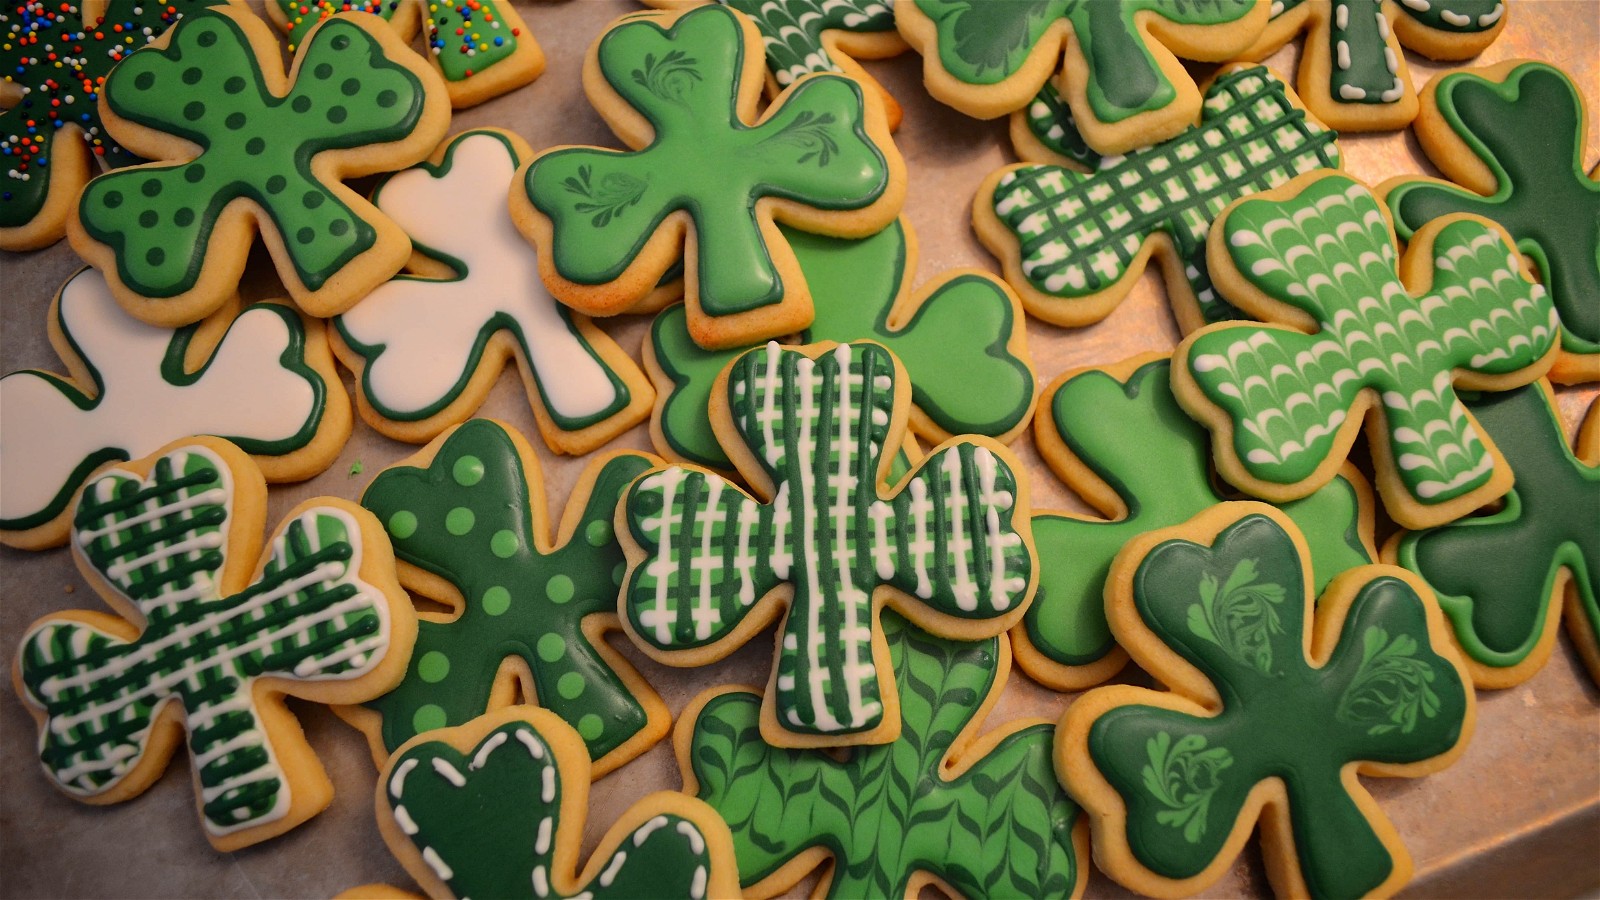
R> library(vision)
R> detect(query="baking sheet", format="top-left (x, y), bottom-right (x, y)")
top-left (1, 2), bottom-right (1597, 897)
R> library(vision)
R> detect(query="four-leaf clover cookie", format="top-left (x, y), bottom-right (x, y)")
top-left (0, 0), bottom-right (237, 250)
top-left (619, 341), bottom-right (1036, 746)
top-left (978, 64), bottom-right (1343, 332)
top-left (1382, 60), bottom-right (1600, 384)
top-left (344, 419), bottom-right (670, 776)
top-left (267, 0), bottom-right (544, 108)
top-left (1020, 354), bottom-right (1377, 691)
top-left (1241, 0), bottom-right (1507, 132)
top-left (67, 6), bottom-right (451, 327)
top-left (645, 217), bottom-right (1035, 470)
top-left (1059, 504), bottom-right (1474, 900)
top-left (680, 610), bottom-right (1087, 899)
top-left (0, 268), bottom-right (351, 550)
top-left (12, 437), bottom-right (417, 850)
top-left (515, 5), bottom-right (905, 350)
top-left (363, 707), bottom-right (740, 900)
top-left (333, 129), bottom-right (654, 454)
top-left (1390, 382), bottom-right (1600, 689)
top-left (1172, 171), bottom-right (1559, 530)
top-left (895, 0), bottom-right (1268, 154)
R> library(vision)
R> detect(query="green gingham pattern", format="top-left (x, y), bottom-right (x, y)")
top-left (1184, 174), bottom-right (1558, 510)
top-left (18, 445), bottom-right (392, 837)
top-left (717, 0), bottom-right (895, 87)
top-left (622, 342), bottom-right (1032, 737)
top-left (1019, 78), bottom-right (1101, 169)
top-left (994, 66), bottom-right (1341, 325)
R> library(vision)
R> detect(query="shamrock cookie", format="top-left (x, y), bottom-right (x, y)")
top-left (618, 342), bottom-right (1036, 746)
top-left (1382, 60), bottom-right (1600, 384)
top-left (67, 6), bottom-right (451, 327)
top-left (895, 0), bottom-right (1268, 154)
top-left (680, 610), bottom-right (1086, 899)
top-left (0, 0), bottom-right (238, 250)
top-left (1021, 354), bottom-right (1376, 691)
top-left (645, 217), bottom-right (1035, 470)
top-left (360, 707), bottom-right (740, 900)
top-left (1240, 0), bottom-right (1506, 132)
top-left (1059, 504), bottom-right (1474, 899)
top-left (1172, 171), bottom-right (1558, 530)
top-left (268, 0), bottom-right (543, 108)
top-left (334, 130), bottom-right (653, 454)
top-left (978, 64), bottom-right (1342, 332)
top-left (11, 437), bottom-right (416, 851)
top-left (1389, 383), bottom-right (1599, 689)
top-left (644, 0), bottom-right (907, 129)
top-left (342, 419), bottom-right (670, 777)
top-left (0, 268), bottom-right (350, 550)
top-left (514, 5), bottom-right (905, 350)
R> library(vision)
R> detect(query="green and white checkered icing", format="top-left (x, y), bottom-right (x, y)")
top-left (1185, 174), bottom-right (1557, 510)
top-left (1019, 78), bottom-right (1102, 169)
top-left (622, 342), bottom-right (1033, 737)
top-left (994, 65), bottom-right (1340, 326)
top-left (716, 0), bottom-right (894, 87)
top-left (17, 444), bottom-right (393, 837)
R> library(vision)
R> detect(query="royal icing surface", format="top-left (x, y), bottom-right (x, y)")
top-left (1385, 61), bottom-right (1600, 367)
top-left (1175, 172), bottom-right (1557, 526)
top-left (0, 0), bottom-right (230, 246)
top-left (378, 710), bottom-right (732, 900)
top-left (1024, 358), bottom-right (1373, 687)
top-left (0, 269), bottom-right (328, 535)
top-left (1070, 509), bottom-right (1471, 899)
top-left (622, 342), bottom-right (1034, 740)
top-left (75, 8), bottom-right (436, 306)
top-left (359, 420), bottom-right (665, 771)
top-left (335, 131), bottom-right (642, 445)
top-left (1395, 384), bottom-right (1599, 684)
top-left (904, 0), bottom-right (1260, 145)
top-left (686, 611), bottom-right (1082, 898)
top-left (17, 444), bottom-right (396, 840)
top-left (989, 66), bottom-right (1341, 330)
top-left (649, 219), bottom-right (1034, 469)
top-left (522, 5), bottom-right (894, 333)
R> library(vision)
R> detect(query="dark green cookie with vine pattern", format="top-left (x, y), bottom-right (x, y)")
top-left (679, 610), bottom-right (1086, 899)
top-left (1060, 504), bottom-right (1473, 900)
top-left (70, 5), bottom-right (448, 326)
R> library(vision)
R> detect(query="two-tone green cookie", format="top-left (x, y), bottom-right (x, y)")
top-left (514, 5), bottom-right (904, 350)
top-left (267, 0), bottom-right (544, 108)
top-left (1388, 382), bottom-right (1599, 689)
top-left (1059, 504), bottom-right (1474, 899)
top-left (1381, 60), bottom-right (1600, 384)
top-left (66, 6), bottom-right (450, 327)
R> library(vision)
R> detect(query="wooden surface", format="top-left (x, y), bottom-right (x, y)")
top-left (1, 2), bottom-right (1596, 897)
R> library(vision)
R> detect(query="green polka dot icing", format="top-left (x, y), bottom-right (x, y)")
top-left (418, 651), bottom-right (451, 683)
top-left (74, 6), bottom-right (443, 319)
top-left (445, 507), bottom-right (475, 536)
top-left (360, 420), bottom-right (667, 773)
top-left (577, 715), bottom-right (604, 742)
top-left (413, 703), bottom-right (448, 734)
top-left (546, 574), bottom-right (574, 605)
top-left (453, 454), bottom-right (485, 486)
top-left (387, 510), bottom-right (418, 539)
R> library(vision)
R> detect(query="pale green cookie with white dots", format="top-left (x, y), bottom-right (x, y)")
top-left (340, 418), bottom-right (669, 775)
